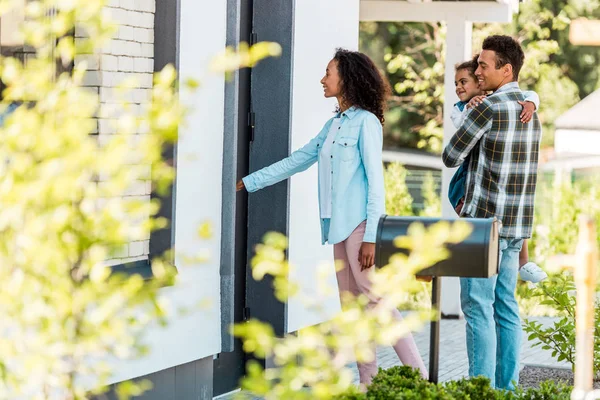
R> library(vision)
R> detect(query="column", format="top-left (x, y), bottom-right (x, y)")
top-left (440, 17), bottom-right (472, 318)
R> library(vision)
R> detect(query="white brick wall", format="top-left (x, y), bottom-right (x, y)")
top-left (141, 43), bottom-right (153, 58)
top-left (120, 0), bottom-right (136, 10)
top-left (133, 28), bottom-right (153, 43)
top-left (133, 57), bottom-right (153, 73)
top-left (119, 25), bottom-right (135, 41)
top-left (129, 241), bottom-right (146, 257)
top-left (100, 55), bottom-right (119, 71)
top-left (78, 0), bottom-right (156, 263)
top-left (135, 0), bottom-right (155, 13)
top-left (76, 55), bottom-right (100, 70)
top-left (82, 70), bottom-right (101, 86)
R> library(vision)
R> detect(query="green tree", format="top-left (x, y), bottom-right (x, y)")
top-left (419, 172), bottom-right (441, 217)
top-left (0, 1), bottom-right (179, 393)
top-left (384, 162), bottom-right (414, 216)
top-left (471, 0), bottom-right (599, 147)
top-left (360, 0), bottom-right (600, 153)
top-left (0, 1), bottom-right (280, 398)
top-left (360, 22), bottom-right (445, 153)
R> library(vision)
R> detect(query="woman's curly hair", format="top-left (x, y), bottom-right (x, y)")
top-left (333, 48), bottom-right (391, 126)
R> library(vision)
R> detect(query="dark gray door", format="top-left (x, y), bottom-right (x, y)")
top-left (213, 0), bottom-right (294, 395)
top-left (212, 0), bottom-right (253, 396)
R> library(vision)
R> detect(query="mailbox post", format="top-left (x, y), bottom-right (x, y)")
top-left (376, 215), bottom-right (500, 383)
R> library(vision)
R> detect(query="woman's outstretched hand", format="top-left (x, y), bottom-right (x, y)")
top-left (359, 242), bottom-right (376, 271)
top-left (236, 179), bottom-right (246, 192)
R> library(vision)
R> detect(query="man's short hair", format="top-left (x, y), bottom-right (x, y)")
top-left (481, 35), bottom-right (525, 80)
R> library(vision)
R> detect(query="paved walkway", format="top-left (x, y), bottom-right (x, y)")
top-left (217, 316), bottom-right (567, 399)
top-left (373, 316), bottom-right (567, 383)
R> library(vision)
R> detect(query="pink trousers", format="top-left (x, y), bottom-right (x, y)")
top-left (334, 220), bottom-right (428, 385)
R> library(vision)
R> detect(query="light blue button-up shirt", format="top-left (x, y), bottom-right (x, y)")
top-left (242, 106), bottom-right (385, 245)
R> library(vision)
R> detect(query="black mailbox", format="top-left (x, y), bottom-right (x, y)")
top-left (376, 215), bottom-right (500, 278)
top-left (374, 215), bottom-right (501, 384)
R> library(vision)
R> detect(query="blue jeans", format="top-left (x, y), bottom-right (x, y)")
top-left (460, 238), bottom-right (523, 390)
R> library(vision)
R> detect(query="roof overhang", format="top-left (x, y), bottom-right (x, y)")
top-left (360, 0), bottom-right (516, 23)
top-left (555, 128), bottom-right (600, 157)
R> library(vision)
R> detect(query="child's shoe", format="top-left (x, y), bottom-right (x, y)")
top-left (519, 262), bottom-right (548, 283)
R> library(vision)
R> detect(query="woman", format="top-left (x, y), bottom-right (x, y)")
top-left (236, 48), bottom-right (427, 385)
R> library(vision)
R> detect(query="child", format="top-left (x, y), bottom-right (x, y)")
top-left (449, 55), bottom-right (547, 284)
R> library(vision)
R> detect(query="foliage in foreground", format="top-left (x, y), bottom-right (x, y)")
top-left (522, 178), bottom-right (600, 372)
top-left (336, 366), bottom-right (572, 400)
top-left (523, 274), bottom-right (600, 376)
top-left (0, 0), bottom-right (280, 399)
top-left (0, 1), bottom-right (179, 398)
top-left (234, 222), bottom-right (473, 399)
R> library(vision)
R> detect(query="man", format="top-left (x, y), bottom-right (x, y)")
top-left (442, 35), bottom-right (542, 390)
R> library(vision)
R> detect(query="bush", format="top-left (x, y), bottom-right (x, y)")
top-left (528, 173), bottom-right (600, 271)
top-left (236, 223), bottom-right (473, 400)
top-left (442, 376), bottom-right (501, 399)
top-left (367, 367), bottom-right (497, 399)
top-left (515, 380), bottom-right (572, 400)
top-left (335, 389), bottom-right (366, 400)
top-left (334, 366), bottom-right (572, 400)
top-left (0, 1), bottom-right (181, 397)
top-left (419, 172), bottom-right (441, 217)
top-left (367, 366), bottom-right (441, 400)
top-left (383, 163), bottom-right (441, 218)
top-left (384, 163), bottom-right (414, 216)
top-left (518, 174), bottom-right (600, 316)
top-left (523, 274), bottom-right (600, 375)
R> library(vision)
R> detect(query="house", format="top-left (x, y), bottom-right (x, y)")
top-left (104, 1), bottom-right (520, 398)
top-left (543, 89), bottom-right (600, 178)
top-left (0, 0), bottom-right (522, 399)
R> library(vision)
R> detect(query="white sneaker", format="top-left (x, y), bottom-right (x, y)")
top-left (519, 262), bottom-right (548, 283)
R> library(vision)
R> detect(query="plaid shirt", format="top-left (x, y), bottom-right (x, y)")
top-left (442, 82), bottom-right (542, 239)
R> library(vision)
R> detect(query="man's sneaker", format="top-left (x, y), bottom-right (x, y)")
top-left (519, 262), bottom-right (548, 283)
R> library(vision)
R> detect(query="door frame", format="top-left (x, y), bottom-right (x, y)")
top-left (212, 0), bottom-right (253, 395)
top-left (213, 0), bottom-right (295, 394)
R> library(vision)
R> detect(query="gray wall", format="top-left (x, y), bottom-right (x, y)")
top-left (96, 357), bottom-right (213, 400)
